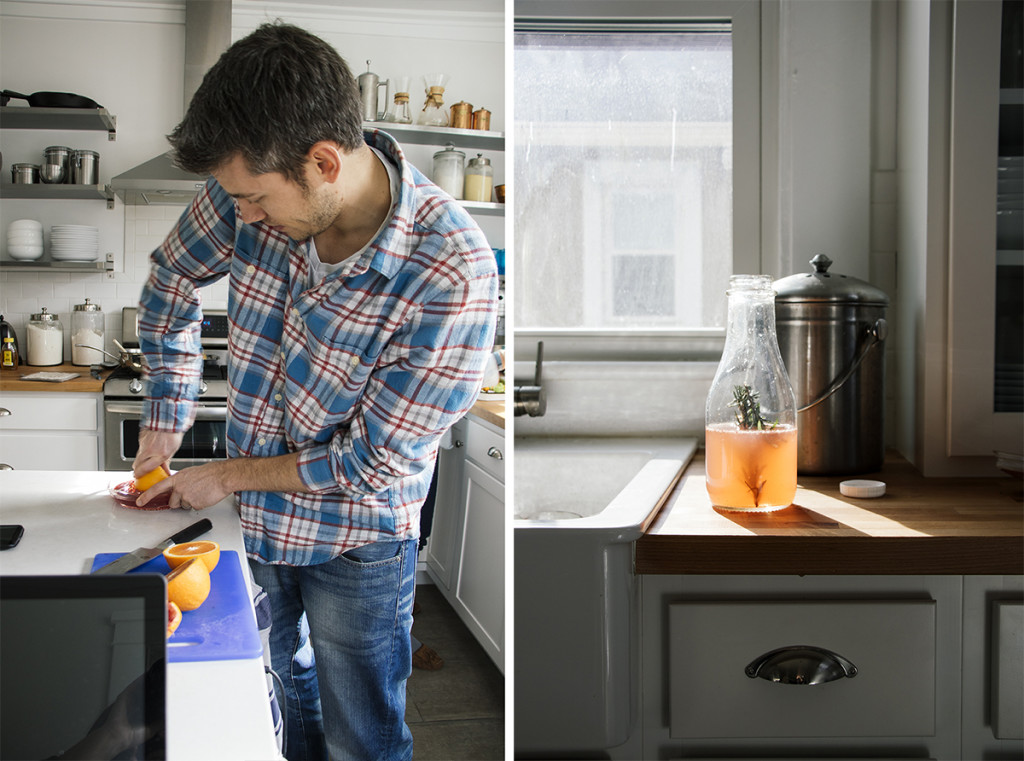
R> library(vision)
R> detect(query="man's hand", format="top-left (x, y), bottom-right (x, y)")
top-left (136, 460), bottom-right (235, 510)
top-left (135, 451), bottom-right (309, 510)
top-left (133, 429), bottom-right (184, 479)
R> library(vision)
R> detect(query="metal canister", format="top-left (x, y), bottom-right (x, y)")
top-left (43, 146), bottom-right (71, 183)
top-left (11, 163), bottom-right (39, 184)
top-left (472, 107), bottom-right (491, 131)
top-left (450, 101), bottom-right (473, 129)
top-left (773, 254), bottom-right (890, 475)
top-left (70, 150), bottom-right (99, 184)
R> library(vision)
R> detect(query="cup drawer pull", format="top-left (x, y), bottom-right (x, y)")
top-left (745, 645), bottom-right (858, 685)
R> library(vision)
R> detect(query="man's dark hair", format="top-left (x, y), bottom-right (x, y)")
top-left (168, 22), bottom-right (364, 183)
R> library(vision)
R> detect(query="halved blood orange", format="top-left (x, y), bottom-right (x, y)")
top-left (165, 557), bottom-right (211, 611)
top-left (167, 601), bottom-right (182, 637)
top-left (163, 540), bottom-right (220, 573)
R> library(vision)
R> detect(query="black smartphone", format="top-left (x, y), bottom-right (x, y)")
top-left (0, 525), bottom-right (24, 550)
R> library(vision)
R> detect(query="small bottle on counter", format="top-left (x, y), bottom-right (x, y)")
top-left (26, 308), bottom-right (64, 366)
top-left (432, 143), bottom-right (466, 199)
top-left (464, 154), bottom-right (493, 202)
top-left (71, 298), bottom-right (105, 366)
top-left (0, 315), bottom-right (20, 368)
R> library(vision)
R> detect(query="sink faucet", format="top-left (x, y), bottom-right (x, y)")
top-left (514, 341), bottom-right (546, 417)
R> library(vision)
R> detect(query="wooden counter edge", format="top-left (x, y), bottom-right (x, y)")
top-left (0, 363), bottom-right (113, 393)
top-left (635, 534), bottom-right (1024, 575)
top-left (469, 398), bottom-right (505, 429)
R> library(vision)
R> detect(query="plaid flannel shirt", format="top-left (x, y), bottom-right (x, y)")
top-left (138, 130), bottom-right (498, 565)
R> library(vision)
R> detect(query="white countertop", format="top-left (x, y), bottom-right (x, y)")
top-left (0, 470), bottom-right (282, 761)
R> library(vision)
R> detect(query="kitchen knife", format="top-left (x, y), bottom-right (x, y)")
top-left (91, 518), bottom-right (213, 575)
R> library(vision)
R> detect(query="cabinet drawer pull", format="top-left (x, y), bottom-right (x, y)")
top-left (0, 463), bottom-right (12, 471)
top-left (454, 439), bottom-right (465, 448)
top-left (745, 645), bottom-right (857, 685)
top-left (487, 446), bottom-right (503, 460)
top-left (0, 407), bottom-right (10, 417)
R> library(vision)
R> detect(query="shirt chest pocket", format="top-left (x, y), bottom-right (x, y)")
top-left (283, 338), bottom-right (377, 434)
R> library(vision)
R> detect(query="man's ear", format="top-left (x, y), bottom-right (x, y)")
top-left (307, 141), bottom-right (343, 184)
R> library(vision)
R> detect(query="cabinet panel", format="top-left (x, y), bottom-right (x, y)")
top-left (424, 420), bottom-right (467, 590)
top-left (0, 433), bottom-right (99, 470)
top-left (668, 600), bottom-right (936, 739)
top-left (993, 600), bottom-right (1024, 739)
top-left (0, 393), bottom-right (98, 431)
top-left (455, 459), bottom-right (505, 666)
top-left (465, 415), bottom-right (504, 481)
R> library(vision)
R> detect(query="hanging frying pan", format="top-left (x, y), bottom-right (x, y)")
top-left (1, 90), bottom-right (102, 109)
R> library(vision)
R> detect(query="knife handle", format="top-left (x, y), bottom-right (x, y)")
top-left (168, 518), bottom-right (213, 546)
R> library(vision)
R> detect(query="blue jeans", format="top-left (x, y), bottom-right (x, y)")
top-left (250, 539), bottom-right (417, 761)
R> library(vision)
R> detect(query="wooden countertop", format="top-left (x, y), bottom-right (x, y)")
top-left (0, 363), bottom-right (113, 393)
top-left (470, 397), bottom-right (505, 429)
top-left (637, 451), bottom-right (1023, 576)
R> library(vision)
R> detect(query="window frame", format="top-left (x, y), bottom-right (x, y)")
top-left (512, 0), bottom-right (770, 362)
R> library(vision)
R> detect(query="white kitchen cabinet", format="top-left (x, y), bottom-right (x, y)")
top-left (425, 418), bottom-right (467, 590)
top-left (896, 0), bottom-right (1023, 473)
top-left (639, 575), bottom-right (966, 760)
top-left (961, 575), bottom-right (1024, 760)
top-left (667, 600), bottom-right (936, 740)
top-left (424, 411), bottom-right (505, 672)
top-left (0, 391), bottom-right (103, 470)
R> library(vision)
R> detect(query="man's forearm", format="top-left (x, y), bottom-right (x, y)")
top-left (219, 451), bottom-right (309, 494)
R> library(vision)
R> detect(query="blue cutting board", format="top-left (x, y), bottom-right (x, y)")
top-left (90, 550), bottom-right (262, 663)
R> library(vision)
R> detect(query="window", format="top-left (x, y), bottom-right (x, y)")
top-left (513, 4), bottom-right (762, 359)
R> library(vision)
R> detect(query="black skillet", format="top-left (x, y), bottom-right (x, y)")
top-left (1, 90), bottom-right (102, 109)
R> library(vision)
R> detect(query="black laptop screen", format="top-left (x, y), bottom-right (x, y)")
top-left (0, 575), bottom-right (166, 761)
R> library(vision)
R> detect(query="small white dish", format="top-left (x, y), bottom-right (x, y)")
top-left (7, 245), bottom-right (44, 261)
top-left (8, 218), bottom-right (42, 231)
top-left (6, 233), bottom-right (43, 245)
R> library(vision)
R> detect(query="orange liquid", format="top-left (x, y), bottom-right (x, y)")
top-left (705, 424), bottom-right (797, 511)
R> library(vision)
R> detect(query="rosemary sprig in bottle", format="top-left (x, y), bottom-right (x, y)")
top-left (729, 385), bottom-right (778, 430)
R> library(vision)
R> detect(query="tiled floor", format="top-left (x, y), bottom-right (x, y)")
top-left (407, 583), bottom-right (505, 760)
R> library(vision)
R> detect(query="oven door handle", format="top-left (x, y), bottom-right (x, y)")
top-left (105, 402), bottom-right (228, 421)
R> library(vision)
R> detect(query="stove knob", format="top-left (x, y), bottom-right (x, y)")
top-left (128, 378), bottom-right (143, 395)
top-left (199, 380), bottom-right (209, 396)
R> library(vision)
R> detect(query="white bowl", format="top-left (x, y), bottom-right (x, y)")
top-left (7, 244), bottom-right (44, 261)
top-left (6, 232), bottom-right (43, 244)
top-left (8, 218), bottom-right (42, 231)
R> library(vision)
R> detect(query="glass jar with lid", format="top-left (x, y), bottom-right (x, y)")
top-left (71, 298), bottom-right (105, 366)
top-left (432, 143), bottom-right (465, 199)
top-left (464, 154), bottom-right (493, 202)
top-left (26, 307), bottom-right (64, 366)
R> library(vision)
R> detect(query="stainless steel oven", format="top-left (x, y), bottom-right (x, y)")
top-left (103, 308), bottom-right (230, 471)
top-left (103, 401), bottom-right (227, 471)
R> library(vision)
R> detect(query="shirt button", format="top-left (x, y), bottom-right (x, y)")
top-left (246, 264), bottom-right (256, 274)
top-left (291, 308), bottom-right (300, 317)
top-left (349, 355), bottom-right (360, 367)
top-left (274, 393), bottom-right (282, 401)
top-left (258, 437), bottom-right (266, 446)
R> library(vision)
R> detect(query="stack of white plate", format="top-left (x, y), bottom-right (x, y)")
top-left (50, 225), bottom-right (99, 262)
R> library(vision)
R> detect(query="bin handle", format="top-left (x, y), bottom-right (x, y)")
top-left (745, 645), bottom-right (858, 685)
top-left (798, 318), bottom-right (887, 413)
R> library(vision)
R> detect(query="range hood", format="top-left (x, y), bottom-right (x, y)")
top-left (112, 0), bottom-right (231, 205)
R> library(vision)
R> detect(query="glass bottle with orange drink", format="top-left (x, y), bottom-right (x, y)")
top-left (705, 275), bottom-right (797, 511)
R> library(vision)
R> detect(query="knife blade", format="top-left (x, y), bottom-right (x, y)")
top-left (91, 518), bottom-right (213, 575)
